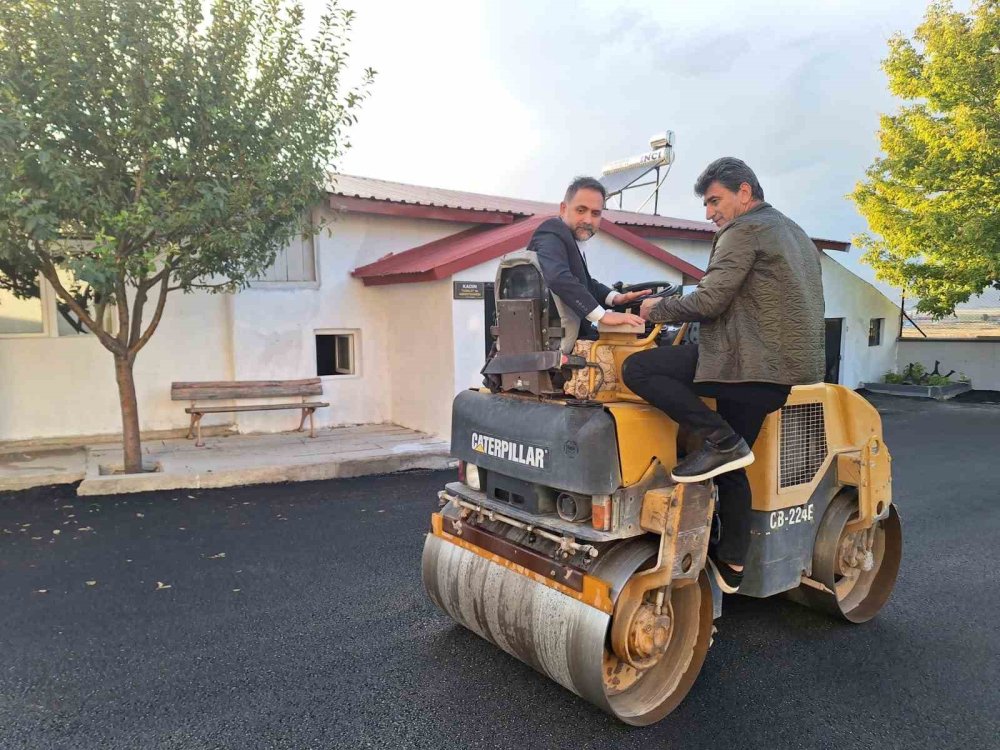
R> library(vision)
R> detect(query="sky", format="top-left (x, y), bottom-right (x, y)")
top-left (305, 0), bottom-right (959, 301)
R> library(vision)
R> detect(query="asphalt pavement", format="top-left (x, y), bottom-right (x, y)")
top-left (1, 394), bottom-right (998, 749)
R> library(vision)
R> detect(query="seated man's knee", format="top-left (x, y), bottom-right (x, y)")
top-left (621, 356), bottom-right (644, 389)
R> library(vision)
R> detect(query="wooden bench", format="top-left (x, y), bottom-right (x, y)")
top-left (171, 379), bottom-right (330, 447)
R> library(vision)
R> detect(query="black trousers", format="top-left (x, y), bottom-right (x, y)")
top-left (621, 345), bottom-right (790, 566)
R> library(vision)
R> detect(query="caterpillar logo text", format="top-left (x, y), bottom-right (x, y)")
top-left (471, 432), bottom-right (546, 469)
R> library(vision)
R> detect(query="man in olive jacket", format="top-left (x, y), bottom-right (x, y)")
top-left (622, 157), bottom-right (824, 593)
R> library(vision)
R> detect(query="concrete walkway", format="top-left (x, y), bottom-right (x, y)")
top-left (0, 424), bottom-right (453, 496)
top-left (0, 446), bottom-right (88, 492)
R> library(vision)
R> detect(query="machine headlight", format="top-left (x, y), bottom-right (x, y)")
top-left (466, 463), bottom-right (481, 491)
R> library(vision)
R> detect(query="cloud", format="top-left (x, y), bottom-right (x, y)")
top-left (334, 0), bottom-right (542, 192)
top-left (326, 0), bottom-right (941, 295)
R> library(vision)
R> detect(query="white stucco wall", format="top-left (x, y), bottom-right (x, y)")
top-left (820, 255), bottom-right (900, 388)
top-left (582, 232), bottom-right (685, 291)
top-left (897, 339), bottom-right (1000, 391)
top-left (379, 279), bottom-right (456, 438)
top-left (648, 238), bottom-right (712, 277)
top-left (229, 210), bottom-right (473, 434)
top-left (0, 291), bottom-right (231, 441)
top-left (0, 210), bottom-right (472, 442)
top-left (450, 257), bottom-right (498, 395)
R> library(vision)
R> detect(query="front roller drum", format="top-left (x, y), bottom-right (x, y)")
top-left (786, 489), bottom-right (902, 622)
top-left (422, 532), bottom-right (714, 725)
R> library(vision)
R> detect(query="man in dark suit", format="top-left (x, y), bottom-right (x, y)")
top-left (528, 176), bottom-right (647, 346)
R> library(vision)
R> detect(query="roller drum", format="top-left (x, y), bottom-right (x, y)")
top-left (422, 532), bottom-right (712, 724)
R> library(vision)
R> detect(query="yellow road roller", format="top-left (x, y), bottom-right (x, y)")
top-left (421, 254), bottom-right (901, 725)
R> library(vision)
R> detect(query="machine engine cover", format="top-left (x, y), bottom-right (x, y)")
top-left (451, 390), bottom-right (622, 496)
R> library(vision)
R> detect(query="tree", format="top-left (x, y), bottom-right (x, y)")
top-left (852, 0), bottom-right (999, 317)
top-left (0, 0), bottom-right (373, 472)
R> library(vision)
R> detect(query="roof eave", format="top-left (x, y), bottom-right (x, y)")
top-left (330, 194), bottom-right (519, 225)
top-left (813, 239), bottom-right (851, 252)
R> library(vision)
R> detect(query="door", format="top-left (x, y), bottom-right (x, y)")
top-left (824, 318), bottom-right (844, 384)
top-left (483, 282), bottom-right (496, 359)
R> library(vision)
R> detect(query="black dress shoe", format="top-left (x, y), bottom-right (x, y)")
top-left (707, 557), bottom-right (744, 593)
top-left (671, 435), bottom-right (754, 483)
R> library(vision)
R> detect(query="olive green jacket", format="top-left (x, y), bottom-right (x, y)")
top-left (649, 202), bottom-right (825, 385)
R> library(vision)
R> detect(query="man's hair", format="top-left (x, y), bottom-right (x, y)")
top-left (694, 157), bottom-right (764, 201)
top-left (564, 176), bottom-right (607, 204)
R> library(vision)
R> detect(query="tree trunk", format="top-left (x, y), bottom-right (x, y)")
top-left (113, 352), bottom-right (143, 474)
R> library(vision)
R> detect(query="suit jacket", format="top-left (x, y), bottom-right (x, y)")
top-left (527, 217), bottom-right (613, 340)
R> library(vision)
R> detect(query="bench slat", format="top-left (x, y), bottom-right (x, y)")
top-left (185, 401), bottom-right (330, 414)
top-left (172, 378), bottom-right (323, 400)
top-left (172, 378), bottom-right (322, 389)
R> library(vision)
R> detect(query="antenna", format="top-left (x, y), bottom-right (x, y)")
top-left (599, 131), bottom-right (675, 214)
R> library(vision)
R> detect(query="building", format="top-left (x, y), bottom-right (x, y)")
top-left (0, 175), bottom-right (901, 443)
top-left (898, 287), bottom-right (1000, 390)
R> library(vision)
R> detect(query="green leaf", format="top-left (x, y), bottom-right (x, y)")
top-left (851, 0), bottom-right (1000, 317)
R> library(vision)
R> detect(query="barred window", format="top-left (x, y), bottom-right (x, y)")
top-left (868, 318), bottom-right (884, 347)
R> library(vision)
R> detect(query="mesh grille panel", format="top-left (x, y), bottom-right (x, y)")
top-left (779, 403), bottom-right (828, 488)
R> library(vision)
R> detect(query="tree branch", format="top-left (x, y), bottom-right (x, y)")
top-left (130, 267), bottom-right (172, 356)
top-left (35, 251), bottom-right (123, 354)
top-left (115, 269), bottom-right (130, 346)
top-left (95, 298), bottom-right (108, 329)
top-left (128, 279), bottom-right (148, 349)
top-left (127, 258), bottom-right (177, 348)
top-left (144, 262), bottom-right (174, 290)
top-left (133, 151), bottom-right (149, 203)
top-left (167, 280), bottom-right (240, 293)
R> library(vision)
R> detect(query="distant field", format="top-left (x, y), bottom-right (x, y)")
top-left (902, 322), bottom-right (1000, 339)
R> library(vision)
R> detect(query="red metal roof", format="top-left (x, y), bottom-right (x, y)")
top-left (351, 215), bottom-right (705, 286)
top-left (328, 174), bottom-right (850, 250)
top-left (329, 174), bottom-right (717, 234)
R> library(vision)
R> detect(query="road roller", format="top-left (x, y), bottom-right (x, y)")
top-left (421, 253), bottom-right (902, 725)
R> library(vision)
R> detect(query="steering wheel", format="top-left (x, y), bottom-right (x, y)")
top-left (610, 280), bottom-right (688, 343)
top-left (610, 280), bottom-right (682, 311)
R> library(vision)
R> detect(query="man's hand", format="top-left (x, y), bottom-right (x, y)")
top-left (601, 310), bottom-right (646, 327)
top-left (612, 289), bottom-right (652, 306)
top-left (639, 296), bottom-right (663, 321)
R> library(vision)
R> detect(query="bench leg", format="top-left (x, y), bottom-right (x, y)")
top-left (192, 413), bottom-right (206, 447)
top-left (187, 412), bottom-right (197, 440)
top-left (297, 408), bottom-right (317, 438)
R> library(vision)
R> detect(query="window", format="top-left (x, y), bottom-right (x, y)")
top-left (0, 269), bottom-right (114, 338)
top-left (0, 285), bottom-right (45, 335)
top-left (254, 220), bottom-right (318, 285)
top-left (868, 318), bottom-right (884, 347)
top-left (316, 331), bottom-right (357, 376)
top-left (54, 269), bottom-right (106, 336)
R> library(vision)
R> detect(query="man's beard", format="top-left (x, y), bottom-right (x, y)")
top-left (574, 225), bottom-right (596, 241)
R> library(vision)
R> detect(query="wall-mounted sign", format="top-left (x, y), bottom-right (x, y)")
top-left (453, 281), bottom-right (485, 300)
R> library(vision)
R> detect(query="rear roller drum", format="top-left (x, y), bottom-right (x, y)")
top-left (787, 489), bottom-right (902, 622)
top-left (422, 533), bottom-right (714, 725)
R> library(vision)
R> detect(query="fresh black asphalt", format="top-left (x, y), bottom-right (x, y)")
top-left (1, 394), bottom-right (997, 749)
